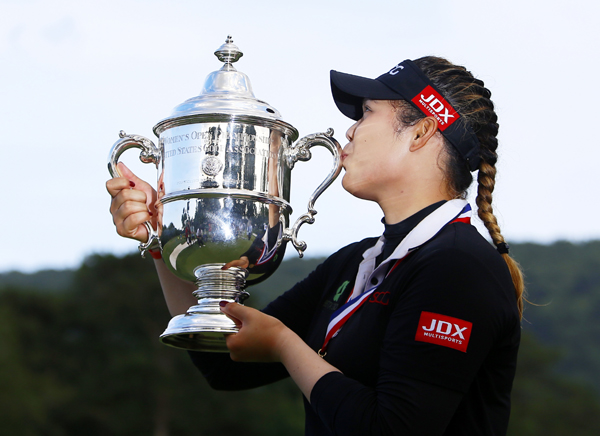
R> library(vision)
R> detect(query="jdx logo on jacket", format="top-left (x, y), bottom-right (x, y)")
top-left (415, 311), bottom-right (472, 353)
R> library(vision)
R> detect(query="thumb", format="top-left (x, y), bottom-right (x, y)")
top-left (219, 302), bottom-right (248, 328)
top-left (117, 162), bottom-right (145, 185)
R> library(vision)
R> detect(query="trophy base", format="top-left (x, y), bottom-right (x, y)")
top-left (159, 264), bottom-right (249, 352)
top-left (159, 311), bottom-right (239, 352)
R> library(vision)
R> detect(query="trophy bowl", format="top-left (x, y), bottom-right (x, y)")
top-left (107, 36), bottom-right (342, 352)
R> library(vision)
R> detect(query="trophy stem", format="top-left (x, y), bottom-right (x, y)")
top-left (159, 264), bottom-right (249, 352)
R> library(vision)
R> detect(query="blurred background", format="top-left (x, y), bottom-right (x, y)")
top-left (1, 0), bottom-right (599, 434)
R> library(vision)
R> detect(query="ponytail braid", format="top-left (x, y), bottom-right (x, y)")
top-left (474, 110), bottom-right (525, 319)
top-left (393, 56), bottom-right (525, 319)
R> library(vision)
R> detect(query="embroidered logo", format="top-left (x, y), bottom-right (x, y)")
top-left (388, 63), bottom-right (405, 75)
top-left (415, 311), bottom-right (472, 353)
top-left (333, 280), bottom-right (350, 302)
top-left (411, 86), bottom-right (459, 131)
top-left (369, 291), bottom-right (391, 305)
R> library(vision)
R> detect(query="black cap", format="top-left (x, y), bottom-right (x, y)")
top-left (331, 71), bottom-right (403, 120)
top-left (330, 60), bottom-right (481, 171)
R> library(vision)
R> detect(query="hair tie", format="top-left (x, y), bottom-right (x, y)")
top-left (496, 242), bottom-right (510, 255)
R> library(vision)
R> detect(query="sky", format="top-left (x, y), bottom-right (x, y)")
top-left (1, 0), bottom-right (599, 273)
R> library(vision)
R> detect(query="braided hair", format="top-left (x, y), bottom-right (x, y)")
top-left (391, 56), bottom-right (525, 318)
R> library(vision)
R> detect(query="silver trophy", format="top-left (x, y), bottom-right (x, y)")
top-left (108, 36), bottom-right (342, 352)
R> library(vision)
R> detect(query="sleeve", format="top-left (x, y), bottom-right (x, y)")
top-left (309, 245), bottom-right (515, 435)
top-left (188, 257), bottom-right (330, 391)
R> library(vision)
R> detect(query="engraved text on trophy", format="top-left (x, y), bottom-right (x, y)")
top-left (161, 123), bottom-right (276, 193)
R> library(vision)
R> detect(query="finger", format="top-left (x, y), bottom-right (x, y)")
top-left (115, 210), bottom-right (151, 241)
top-left (116, 162), bottom-right (158, 208)
top-left (106, 177), bottom-right (135, 197)
top-left (222, 257), bottom-right (250, 270)
top-left (111, 191), bottom-right (153, 241)
top-left (112, 200), bottom-right (151, 226)
top-left (224, 333), bottom-right (242, 360)
top-left (107, 162), bottom-right (146, 195)
top-left (109, 187), bottom-right (148, 216)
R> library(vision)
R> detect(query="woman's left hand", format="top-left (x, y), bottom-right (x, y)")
top-left (221, 302), bottom-right (341, 401)
top-left (220, 302), bottom-right (292, 363)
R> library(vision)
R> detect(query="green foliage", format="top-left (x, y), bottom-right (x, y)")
top-left (247, 254), bottom-right (324, 308)
top-left (0, 254), bottom-right (303, 436)
top-left (512, 241), bottom-right (600, 392)
top-left (508, 334), bottom-right (600, 435)
top-left (0, 269), bottom-right (74, 292)
top-left (2, 241), bottom-right (600, 434)
top-left (0, 288), bottom-right (74, 435)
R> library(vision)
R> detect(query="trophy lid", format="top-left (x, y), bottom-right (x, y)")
top-left (153, 36), bottom-right (293, 136)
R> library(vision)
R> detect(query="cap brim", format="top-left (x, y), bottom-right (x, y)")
top-left (330, 70), bottom-right (403, 120)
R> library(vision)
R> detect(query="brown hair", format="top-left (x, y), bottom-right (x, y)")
top-left (392, 56), bottom-right (525, 319)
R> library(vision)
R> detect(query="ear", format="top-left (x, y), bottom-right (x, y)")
top-left (409, 117), bottom-right (439, 152)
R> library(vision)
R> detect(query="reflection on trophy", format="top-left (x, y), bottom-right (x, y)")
top-left (108, 36), bottom-right (342, 352)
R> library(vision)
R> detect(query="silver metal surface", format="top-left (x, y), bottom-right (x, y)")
top-left (160, 265), bottom-right (248, 351)
top-left (107, 130), bottom-right (161, 255)
top-left (282, 128), bottom-right (342, 256)
top-left (107, 36), bottom-right (342, 351)
top-left (153, 35), bottom-right (286, 135)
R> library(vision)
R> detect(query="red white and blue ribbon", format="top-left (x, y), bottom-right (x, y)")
top-left (318, 200), bottom-right (472, 357)
top-left (256, 224), bottom-right (283, 265)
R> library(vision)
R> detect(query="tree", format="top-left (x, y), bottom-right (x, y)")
top-left (508, 334), bottom-right (600, 435)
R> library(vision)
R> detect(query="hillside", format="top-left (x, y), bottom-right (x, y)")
top-left (1, 241), bottom-right (599, 434)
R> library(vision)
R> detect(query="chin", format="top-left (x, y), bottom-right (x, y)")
top-left (341, 175), bottom-right (355, 195)
top-left (342, 178), bottom-right (375, 202)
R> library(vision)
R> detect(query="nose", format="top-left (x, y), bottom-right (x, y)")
top-left (346, 120), bottom-right (359, 142)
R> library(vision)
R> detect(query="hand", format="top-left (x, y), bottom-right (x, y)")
top-left (106, 162), bottom-right (158, 242)
top-left (221, 302), bottom-right (341, 401)
top-left (220, 302), bottom-right (291, 363)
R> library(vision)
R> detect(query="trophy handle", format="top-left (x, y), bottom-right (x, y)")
top-left (107, 130), bottom-right (162, 257)
top-left (282, 128), bottom-right (342, 257)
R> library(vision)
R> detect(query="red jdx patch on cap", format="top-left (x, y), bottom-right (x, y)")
top-left (415, 311), bottom-right (472, 353)
top-left (411, 86), bottom-right (459, 131)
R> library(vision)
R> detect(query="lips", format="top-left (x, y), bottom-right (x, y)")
top-left (341, 153), bottom-right (349, 169)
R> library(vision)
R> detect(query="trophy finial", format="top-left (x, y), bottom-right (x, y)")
top-left (214, 35), bottom-right (243, 68)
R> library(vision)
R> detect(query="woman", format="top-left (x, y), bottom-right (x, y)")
top-left (107, 56), bottom-right (524, 436)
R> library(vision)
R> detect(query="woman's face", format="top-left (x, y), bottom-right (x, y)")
top-left (341, 99), bottom-right (412, 201)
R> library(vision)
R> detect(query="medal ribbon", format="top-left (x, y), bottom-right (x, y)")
top-left (318, 200), bottom-right (472, 357)
top-left (256, 224), bottom-right (283, 265)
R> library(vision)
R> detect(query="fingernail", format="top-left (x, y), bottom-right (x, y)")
top-left (219, 301), bottom-right (228, 307)
top-left (129, 181), bottom-right (135, 187)
top-left (148, 211), bottom-right (153, 216)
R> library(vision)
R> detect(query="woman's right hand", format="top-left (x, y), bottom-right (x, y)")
top-left (106, 162), bottom-right (158, 243)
